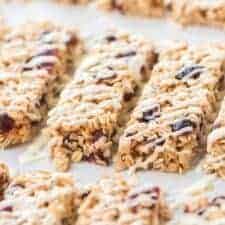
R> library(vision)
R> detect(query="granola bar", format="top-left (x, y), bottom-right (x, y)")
top-left (95, 0), bottom-right (165, 17)
top-left (0, 163), bottom-right (81, 225)
top-left (77, 175), bottom-right (171, 225)
top-left (54, 0), bottom-right (164, 17)
top-left (116, 42), bottom-right (225, 173)
top-left (168, 0), bottom-right (225, 28)
top-left (46, 31), bottom-right (156, 171)
top-left (0, 22), bottom-right (82, 147)
top-left (169, 195), bottom-right (225, 225)
top-left (203, 89), bottom-right (225, 178)
top-left (203, 154), bottom-right (225, 178)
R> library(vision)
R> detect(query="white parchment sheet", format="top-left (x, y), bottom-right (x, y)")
top-left (1, 1), bottom-right (225, 196)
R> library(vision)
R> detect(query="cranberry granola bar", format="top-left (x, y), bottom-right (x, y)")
top-left (116, 42), bottom-right (225, 173)
top-left (0, 163), bottom-right (81, 225)
top-left (46, 31), bottom-right (156, 171)
top-left (169, 195), bottom-right (225, 225)
top-left (55, 0), bottom-right (164, 17)
top-left (0, 22), bottom-right (82, 147)
top-left (95, 0), bottom-right (164, 17)
top-left (77, 175), bottom-right (171, 225)
top-left (168, 0), bottom-right (225, 28)
top-left (203, 98), bottom-right (225, 178)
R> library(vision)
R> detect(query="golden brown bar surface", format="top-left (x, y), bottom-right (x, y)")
top-left (46, 31), bottom-right (156, 171)
top-left (0, 163), bottom-right (81, 225)
top-left (77, 175), bottom-right (171, 225)
top-left (168, 0), bottom-right (225, 28)
top-left (0, 22), bottom-right (82, 147)
top-left (116, 42), bottom-right (225, 173)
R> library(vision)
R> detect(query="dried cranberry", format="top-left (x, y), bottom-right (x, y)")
top-left (65, 35), bottom-right (78, 45)
top-left (25, 49), bottom-right (58, 64)
top-left (123, 92), bottom-right (134, 102)
top-left (81, 191), bottom-right (90, 199)
top-left (138, 106), bottom-right (160, 123)
top-left (92, 130), bottom-right (103, 142)
top-left (106, 35), bottom-right (117, 42)
top-left (116, 51), bottom-right (136, 58)
top-left (154, 137), bottom-right (165, 146)
top-left (84, 153), bottom-right (109, 165)
top-left (23, 61), bottom-right (55, 72)
top-left (0, 114), bottom-right (14, 133)
top-left (175, 65), bottom-right (204, 80)
top-left (197, 208), bottom-right (206, 216)
top-left (0, 206), bottom-right (13, 212)
top-left (151, 187), bottom-right (160, 195)
top-left (22, 66), bottom-right (33, 72)
top-left (170, 119), bottom-right (195, 132)
top-left (36, 49), bottom-right (58, 57)
top-left (84, 154), bottom-right (95, 163)
top-left (129, 187), bottom-right (160, 200)
top-left (184, 205), bottom-right (191, 213)
top-left (112, 1), bottom-right (124, 12)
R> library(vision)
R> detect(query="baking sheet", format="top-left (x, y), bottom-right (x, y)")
top-left (1, 1), bottom-right (225, 195)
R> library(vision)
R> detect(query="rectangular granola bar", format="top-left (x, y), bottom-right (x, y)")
top-left (46, 31), bottom-right (156, 171)
top-left (168, 195), bottom-right (225, 225)
top-left (0, 22), bottom-right (82, 147)
top-left (55, 0), bottom-right (164, 17)
top-left (203, 154), bottom-right (225, 178)
top-left (203, 98), bottom-right (225, 178)
top-left (116, 42), bottom-right (225, 173)
top-left (0, 163), bottom-right (81, 225)
top-left (168, 0), bottom-right (225, 28)
top-left (95, 0), bottom-right (165, 17)
top-left (77, 175), bottom-right (171, 225)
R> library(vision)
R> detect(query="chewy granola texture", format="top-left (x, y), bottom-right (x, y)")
top-left (46, 31), bottom-right (156, 171)
top-left (77, 175), bottom-right (171, 225)
top-left (0, 22), bottom-right (82, 148)
top-left (168, 195), bottom-right (225, 225)
top-left (168, 0), bottom-right (225, 28)
top-left (0, 163), bottom-right (81, 225)
top-left (116, 42), bottom-right (225, 173)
